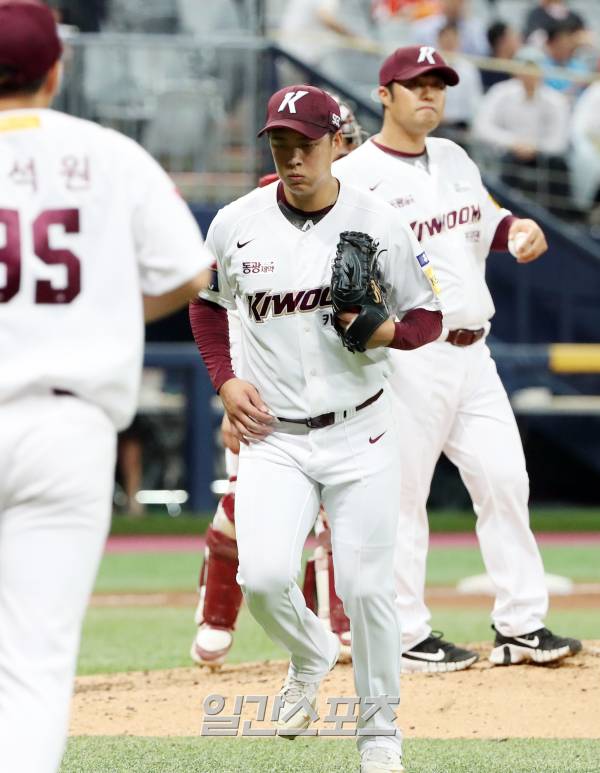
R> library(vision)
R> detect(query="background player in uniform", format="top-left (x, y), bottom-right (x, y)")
top-left (334, 45), bottom-right (582, 671)
top-left (0, 4), bottom-right (212, 772)
top-left (190, 100), bottom-right (364, 669)
top-left (190, 85), bottom-right (442, 773)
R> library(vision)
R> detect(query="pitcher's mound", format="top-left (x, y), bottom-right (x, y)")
top-left (70, 642), bottom-right (600, 739)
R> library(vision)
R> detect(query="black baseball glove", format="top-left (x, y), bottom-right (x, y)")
top-left (330, 231), bottom-right (390, 353)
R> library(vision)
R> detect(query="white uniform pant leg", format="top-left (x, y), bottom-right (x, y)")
top-left (0, 396), bottom-right (116, 773)
top-left (319, 390), bottom-right (402, 755)
top-left (234, 434), bottom-right (337, 682)
top-left (443, 343), bottom-right (548, 636)
top-left (224, 448), bottom-right (239, 478)
top-left (389, 344), bottom-right (460, 649)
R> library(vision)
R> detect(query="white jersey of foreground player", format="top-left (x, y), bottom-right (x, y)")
top-left (0, 108), bottom-right (210, 430)
top-left (205, 178), bottom-right (440, 417)
top-left (335, 137), bottom-right (550, 648)
top-left (0, 107), bottom-right (211, 773)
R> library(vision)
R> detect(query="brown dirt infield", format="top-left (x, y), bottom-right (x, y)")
top-left (70, 643), bottom-right (600, 739)
top-left (89, 588), bottom-right (600, 610)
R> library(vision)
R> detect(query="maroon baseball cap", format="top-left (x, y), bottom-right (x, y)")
top-left (0, 0), bottom-right (62, 87)
top-left (258, 85), bottom-right (342, 140)
top-left (379, 46), bottom-right (459, 87)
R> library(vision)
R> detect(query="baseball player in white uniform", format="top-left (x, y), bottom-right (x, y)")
top-left (334, 45), bottom-right (582, 671)
top-left (0, 4), bottom-right (212, 772)
top-left (189, 101), bottom-right (365, 670)
top-left (191, 85), bottom-right (442, 773)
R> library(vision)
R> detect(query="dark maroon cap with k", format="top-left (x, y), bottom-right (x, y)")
top-left (379, 46), bottom-right (459, 87)
top-left (258, 85), bottom-right (343, 140)
top-left (0, 0), bottom-right (62, 86)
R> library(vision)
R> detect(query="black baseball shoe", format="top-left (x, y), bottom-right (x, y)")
top-left (489, 625), bottom-right (583, 666)
top-left (401, 631), bottom-right (479, 673)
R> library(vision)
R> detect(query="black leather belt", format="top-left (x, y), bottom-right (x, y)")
top-left (277, 389), bottom-right (383, 429)
top-left (446, 328), bottom-right (485, 347)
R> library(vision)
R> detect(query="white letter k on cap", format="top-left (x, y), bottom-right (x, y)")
top-left (278, 90), bottom-right (309, 114)
top-left (417, 46), bottom-right (436, 64)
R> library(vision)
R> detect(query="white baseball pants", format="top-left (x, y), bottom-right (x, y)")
top-left (390, 339), bottom-right (548, 649)
top-left (234, 389), bottom-right (402, 754)
top-left (0, 394), bottom-right (116, 773)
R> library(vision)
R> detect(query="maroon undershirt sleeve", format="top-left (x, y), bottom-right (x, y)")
top-left (189, 298), bottom-right (235, 392)
top-left (389, 308), bottom-right (443, 351)
top-left (491, 214), bottom-right (518, 252)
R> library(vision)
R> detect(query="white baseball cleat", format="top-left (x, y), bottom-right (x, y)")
top-left (275, 674), bottom-right (320, 736)
top-left (190, 624), bottom-right (233, 669)
top-left (360, 747), bottom-right (405, 772)
top-left (276, 633), bottom-right (340, 738)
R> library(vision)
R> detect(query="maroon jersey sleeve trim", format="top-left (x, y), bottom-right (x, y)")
top-left (491, 214), bottom-right (518, 252)
top-left (189, 299), bottom-right (236, 392)
top-left (389, 308), bottom-right (443, 351)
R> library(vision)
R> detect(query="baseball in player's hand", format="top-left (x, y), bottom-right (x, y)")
top-left (508, 219), bottom-right (548, 264)
top-left (219, 378), bottom-right (274, 444)
top-left (221, 413), bottom-right (240, 455)
top-left (336, 312), bottom-right (395, 348)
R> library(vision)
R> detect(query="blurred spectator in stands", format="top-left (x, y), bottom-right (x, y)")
top-left (279, 0), bottom-right (358, 66)
top-left (371, 0), bottom-right (439, 46)
top-left (565, 12), bottom-right (599, 75)
top-left (473, 46), bottom-right (571, 215)
top-left (482, 20), bottom-right (522, 89)
top-left (372, 0), bottom-right (440, 23)
top-left (542, 18), bottom-right (591, 99)
top-left (435, 22), bottom-right (482, 136)
top-left (278, 0), bottom-right (381, 100)
top-left (50, 0), bottom-right (107, 32)
top-left (409, 0), bottom-right (489, 56)
top-left (570, 81), bottom-right (600, 215)
top-left (524, 0), bottom-right (583, 47)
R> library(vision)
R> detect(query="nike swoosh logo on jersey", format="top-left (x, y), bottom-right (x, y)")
top-left (369, 181), bottom-right (382, 191)
top-left (513, 635), bottom-right (540, 648)
top-left (237, 239), bottom-right (253, 249)
top-left (369, 432), bottom-right (386, 444)
top-left (404, 648), bottom-right (445, 662)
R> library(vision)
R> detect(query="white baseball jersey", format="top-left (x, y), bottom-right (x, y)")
top-left (335, 138), bottom-right (551, 651)
top-left (0, 108), bottom-right (212, 429)
top-left (203, 180), bottom-right (440, 418)
top-left (334, 138), bottom-right (511, 330)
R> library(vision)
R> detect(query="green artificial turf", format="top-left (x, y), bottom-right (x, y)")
top-left (77, 605), bottom-right (599, 676)
top-left (412, 608), bottom-right (600, 646)
top-left (60, 737), bottom-right (600, 773)
top-left (94, 544), bottom-right (600, 595)
top-left (425, 545), bottom-right (600, 585)
top-left (84, 541), bottom-right (600, 675)
top-left (109, 508), bottom-right (600, 535)
top-left (110, 512), bottom-right (212, 536)
top-left (78, 606), bottom-right (285, 674)
top-left (95, 552), bottom-right (203, 593)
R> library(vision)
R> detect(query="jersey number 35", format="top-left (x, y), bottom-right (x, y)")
top-left (0, 208), bottom-right (81, 304)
